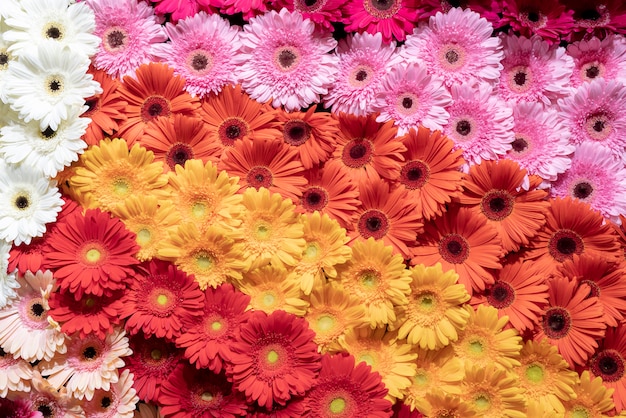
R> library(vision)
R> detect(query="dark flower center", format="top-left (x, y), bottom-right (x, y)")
top-left (83, 346), bottom-right (97, 360)
top-left (350, 144), bottom-right (367, 159)
top-left (355, 70), bottom-right (368, 81)
top-left (402, 97), bottom-right (413, 109)
top-left (514, 71), bottom-right (527, 86)
top-left (486, 281), bottom-right (515, 309)
top-left (447, 240), bottom-right (462, 255)
top-left (166, 143), bottom-right (194, 170)
top-left (371, 0), bottom-right (394, 11)
top-left (357, 209), bottom-right (389, 240)
top-left (439, 233), bottom-right (470, 264)
top-left (481, 190), bottom-right (514, 221)
top-left (549, 230), bottom-right (584, 262)
top-left (586, 66), bottom-right (600, 79)
top-left (46, 26), bottom-right (61, 39)
top-left (305, 0), bottom-right (318, 5)
top-left (31, 303), bottom-right (44, 317)
top-left (49, 80), bottom-right (61, 92)
top-left (191, 53), bottom-right (209, 71)
top-left (573, 182), bottom-right (593, 199)
top-left (593, 120), bottom-right (605, 132)
top-left (591, 350), bottom-right (625, 382)
top-left (38, 404), bottom-right (53, 417)
top-left (226, 125), bottom-right (240, 139)
top-left (278, 50), bottom-right (297, 69)
top-left (218, 118), bottom-right (248, 146)
top-left (283, 120), bottom-right (311, 146)
top-left (580, 9), bottom-right (602, 21)
top-left (101, 397), bottom-right (112, 408)
top-left (141, 96), bottom-right (170, 122)
top-left (107, 30), bottom-right (125, 48)
top-left (456, 120), bottom-right (471, 136)
top-left (542, 307), bottom-right (571, 339)
top-left (15, 196), bottom-right (29, 210)
top-left (41, 126), bottom-right (56, 139)
top-left (342, 138), bottom-right (372, 168)
top-left (0, 53), bottom-right (8, 66)
top-left (445, 50), bottom-right (459, 64)
top-left (301, 187), bottom-right (329, 211)
top-left (557, 237), bottom-right (577, 255)
top-left (246, 166), bottom-right (273, 189)
top-left (400, 160), bottom-right (430, 190)
top-left (527, 11), bottom-right (540, 22)
top-left (511, 137), bottom-right (528, 152)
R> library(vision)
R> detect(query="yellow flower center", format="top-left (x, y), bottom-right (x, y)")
top-left (525, 364), bottom-right (544, 383)
top-left (414, 371), bottom-right (428, 386)
top-left (330, 398), bottom-right (346, 414)
top-left (255, 223), bottom-right (271, 240)
top-left (85, 248), bottom-right (101, 263)
top-left (211, 321), bottom-right (222, 331)
top-left (267, 350), bottom-right (279, 364)
top-left (469, 340), bottom-right (484, 354)
top-left (137, 228), bottom-right (152, 246)
top-left (195, 253), bottom-right (213, 271)
top-left (192, 202), bottom-right (206, 219)
top-left (113, 179), bottom-right (130, 196)
top-left (474, 394), bottom-right (490, 411)
top-left (360, 271), bottom-right (378, 288)
top-left (201, 392), bottom-right (214, 402)
top-left (418, 293), bottom-right (436, 311)
top-left (317, 315), bottom-right (336, 332)
top-left (359, 353), bottom-right (376, 367)
top-left (304, 243), bottom-right (320, 260)
top-left (150, 349), bottom-right (162, 360)
top-left (262, 292), bottom-right (276, 307)
top-left (156, 294), bottom-right (168, 306)
top-left (571, 406), bottom-right (591, 418)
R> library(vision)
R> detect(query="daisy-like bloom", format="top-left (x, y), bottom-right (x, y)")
top-left (219, 138), bottom-right (307, 202)
top-left (395, 126), bottom-right (465, 221)
top-left (452, 305), bottom-right (522, 370)
top-left (234, 9), bottom-right (338, 111)
top-left (535, 276), bottom-right (606, 368)
top-left (158, 223), bottom-right (248, 290)
top-left (499, 0), bottom-right (575, 44)
top-left (86, 0), bottom-right (167, 80)
top-left (373, 62), bottom-right (451, 134)
top-left (81, 68), bottom-right (127, 146)
top-left (119, 260), bottom-right (205, 340)
top-left (525, 197), bottom-right (622, 276)
top-left (302, 353), bottom-right (392, 417)
top-left (342, 0), bottom-right (419, 43)
top-left (551, 142), bottom-right (626, 223)
top-left (458, 159), bottom-right (549, 252)
top-left (175, 283), bottom-right (251, 373)
top-left (0, 398), bottom-right (41, 418)
top-left (460, 363), bottom-right (526, 417)
top-left (505, 101), bottom-right (574, 183)
top-left (0, 347), bottom-right (34, 397)
top-left (28, 370), bottom-right (86, 418)
top-left (558, 79), bottom-right (626, 161)
top-left (562, 370), bottom-right (615, 417)
top-left (43, 208), bottom-right (140, 299)
top-left (412, 205), bottom-right (502, 295)
top-left (564, 0), bottom-right (626, 38)
top-left (0, 162), bottom-right (63, 245)
top-left (567, 34), bottom-right (626, 88)
top-left (271, 0), bottom-right (344, 31)
top-left (238, 187), bottom-right (306, 271)
top-left (81, 369), bottom-right (138, 418)
top-left (423, 391), bottom-right (477, 418)
top-left (115, 63), bottom-right (200, 146)
top-left (335, 237), bottom-right (411, 327)
top-left (276, 106), bottom-right (338, 170)
top-left (401, 8), bottom-right (503, 87)
top-left (324, 32), bottom-right (398, 116)
top-left (587, 325), bottom-right (626, 413)
top-left (69, 138), bottom-right (169, 213)
top-left (152, 0), bottom-right (215, 23)
top-left (230, 309), bottom-right (321, 408)
top-left (391, 263), bottom-right (470, 351)
top-left (159, 364), bottom-right (248, 418)
top-left (330, 113), bottom-right (406, 182)
top-left (153, 12), bottom-right (240, 98)
top-left (39, 328), bottom-right (131, 400)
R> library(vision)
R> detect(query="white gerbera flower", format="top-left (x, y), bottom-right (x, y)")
top-left (3, 0), bottom-right (99, 58)
top-left (0, 0), bottom-right (19, 20)
top-left (3, 43), bottom-right (101, 131)
top-left (0, 162), bottom-right (64, 245)
top-left (0, 106), bottom-right (89, 177)
top-left (0, 20), bottom-right (16, 99)
top-left (0, 240), bottom-right (18, 309)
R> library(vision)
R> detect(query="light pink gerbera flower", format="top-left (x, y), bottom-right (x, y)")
top-left (498, 34), bottom-right (573, 105)
top-left (341, 0), bottom-right (420, 43)
top-left (505, 102), bottom-right (574, 183)
top-left (81, 369), bottom-right (138, 418)
top-left (567, 34), bottom-right (626, 88)
top-left (400, 7), bottom-right (503, 87)
top-left (86, 0), bottom-right (167, 79)
top-left (234, 8), bottom-right (338, 112)
top-left (372, 62), bottom-right (451, 134)
top-left (557, 78), bottom-right (626, 161)
top-left (152, 12), bottom-right (241, 98)
top-left (551, 142), bottom-right (626, 223)
top-left (443, 83), bottom-right (514, 167)
top-left (324, 32), bottom-right (398, 116)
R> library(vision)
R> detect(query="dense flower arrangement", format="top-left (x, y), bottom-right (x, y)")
top-left (2, 0), bottom-right (626, 417)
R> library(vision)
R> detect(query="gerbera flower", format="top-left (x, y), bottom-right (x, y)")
top-left (0, 398), bottom-right (40, 418)
top-left (234, 9), bottom-right (338, 111)
top-left (461, 363), bottom-right (526, 417)
top-left (270, 0), bottom-right (344, 31)
top-left (587, 324), bottom-right (626, 413)
top-left (158, 364), bottom-right (248, 418)
top-left (249, 399), bottom-right (305, 418)
top-left (28, 370), bottom-right (86, 418)
top-left (342, 0), bottom-right (419, 42)
top-left (567, 34), bottom-right (626, 88)
top-left (153, 12), bottom-right (240, 98)
top-left (86, 0), bottom-right (167, 80)
top-left (115, 63), bottom-right (200, 146)
top-left (499, 0), bottom-right (575, 44)
top-left (302, 353), bottom-right (392, 417)
top-left (220, 0), bottom-right (270, 19)
top-left (392, 263), bottom-right (470, 350)
top-left (424, 391), bottom-right (477, 418)
top-left (373, 62), bottom-right (451, 134)
top-left (562, 370), bottom-right (615, 417)
top-left (175, 283), bottom-right (251, 373)
top-left (43, 208), bottom-right (140, 299)
top-left (505, 101), bottom-right (574, 183)
top-left (276, 106), bottom-right (338, 169)
top-left (401, 8), bottom-right (503, 87)
top-left (119, 260), bottom-right (205, 340)
top-left (81, 369), bottom-right (138, 418)
top-left (0, 347), bottom-right (33, 397)
top-left (564, 0), bottom-right (626, 38)
top-left (335, 237), bottom-right (411, 327)
top-left (413, 205), bottom-right (502, 295)
top-left (152, 0), bottom-right (217, 23)
top-left (395, 126), bottom-right (465, 221)
top-left (0, 162), bottom-right (63, 245)
top-left (230, 309), bottom-right (321, 408)
top-left (324, 32), bottom-right (398, 116)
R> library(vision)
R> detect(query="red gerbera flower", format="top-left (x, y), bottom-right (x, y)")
top-left (42, 208), bottom-right (140, 300)
top-left (587, 324), bottom-right (626, 413)
top-left (342, 0), bottom-right (420, 42)
top-left (119, 260), bottom-right (205, 340)
top-left (176, 283), bottom-right (252, 373)
top-left (302, 353), bottom-right (392, 417)
top-left (229, 310), bottom-right (321, 409)
top-left (248, 398), bottom-right (305, 418)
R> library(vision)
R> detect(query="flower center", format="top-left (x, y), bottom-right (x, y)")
top-left (137, 228), bottom-right (152, 246)
top-left (360, 271), bottom-right (379, 289)
top-left (201, 392), bottom-right (214, 402)
top-left (548, 229), bottom-right (584, 262)
top-left (486, 281), bottom-right (515, 309)
top-left (37, 405), bottom-right (53, 417)
top-left (156, 294), bottom-right (168, 306)
top-left (150, 349), bottom-right (162, 360)
top-left (113, 179), bottom-right (130, 196)
top-left (509, 66), bottom-right (532, 92)
top-left (480, 190), bottom-right (514, 221)
top-left (575, 6), bottom-right (610, 28)
top-left (584, 113), bottom-right (612, 140)
top-left (542, 307), bottom-right (572, 339)
top-left (0, 51), bottom-right (9, 69)
top-left (396, 94), bottom-right (418, 115)
top-left (262, 292), bottom-right (276, 307)
top-left (590, 350), bottom-right (625, 382)
top-left (274, 47), bottom-right (300, 72)
top-left (357, 209), bottom-right (390, 240)
top-left (82, 346), bottom-right (98, 360)
top-left (304, 243), bottom-right (320, 260)
top-left (45, 75), bottom-right (64, 95)
top-left (525, 364), bottom-right (544, 383)
top-left (583, 63), bottom-right (602, 80)
top-left (317, 314), bottom-right (336, 332)
top-left (439, 234), bottom-right (470, 264)
top-left (474, 395), bottom-right (490, 411)
top-left (40, 126), bottom-right (57, 140)
top-left (456, 120), bottom-right (472, 136)
top-left (342, 138), bottom-right (373, 168)
top-left (85, 248), bottom-right (101, 263)
top-left (255, 223), bottom-right (271, 240)
top-left (283, 120), bottom-right (311, 146)
top-left (44, 23), bottom-right (63, 40)
top-left (30, 301), bottom-right (45, 318)
top-left (330, 397), bottom-right (346, 414)
top-left (301, 186), bottom-right (329, 211)
top-left (103, 27), bottom-right (127, 52)
top-left (194, 252), bottom-right (214, 271)
top-left (246, 166), bottom-right (273, 189)
top-left (267, 350), bottom-right (279, 364)
top-left (572, 181), bottom-right (593, 200)
top-left (417, 292), bottom-right (436, 311)
top-left (211, 320), bottom-right (223, 331)
top-left (14, 194), bottom-right (30, 210)
top-left (400, 160), bottom-right (430, 190)
top-left (166, 143), bottom-right (194, 170)
top-left (192, 202), bottom-right (206, 219)
top-left (187, 51), bottom-right (212, 74)
top-left (141, 96), bottom-right (171, 122)
top-left (364, 0), bottom-right (400, 18)
top-left (349, 65), bottom-right (373, 87)
top-left (295, 0), bottom-right (328, 12)
top-left (510, 136), bottom-right (529, 154)
top-left (218, 117), bottom-right (248, 146)
top-left (469, 339), bottom-right (484, 354)
top-left (100, 397), bottom-right (112, 409)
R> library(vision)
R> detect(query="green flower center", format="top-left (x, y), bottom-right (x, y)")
top-left (525, 364), bottom-right (544, 383)
top-left (330, 398), bottom-right (346, 414)
top-left (267, 350), bottom-right (279, 364)
top-left (317, 315), bottom-right (336, 332)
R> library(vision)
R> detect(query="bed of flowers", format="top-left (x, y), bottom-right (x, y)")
top-left (3, 0), bottom-right (626, 417)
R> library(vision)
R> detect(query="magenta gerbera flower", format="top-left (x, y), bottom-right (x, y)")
top-left (499, 0), bottom-right (575, 44)
top-left (567, 34), bottom-right (626, 88)
top-left (233, 8), bottom-right (338, 111)
top-left (564, 0), bottom-right (626, 39)
top-left (270, 0), bottom-right (345, 31)
top-left (0, 398), bottom-right (41, 418)
top-left (341, 0), bottom-right (420, 43)
top-left (418, 0), bottom-right (501, 25)
top-left (400, 7), bottom-right (503, 88)
top-left (153, 0), bottom-right (218, 23)
top-left (152, 12), bottom-right (241, 98)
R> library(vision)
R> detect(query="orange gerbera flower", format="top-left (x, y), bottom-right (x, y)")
top-left (219, 138), bottom-right (307, 202)
top-left (82, 67), bottom-right (127, 146)
top-left (412, 205), bottom-right (503, 295)
top-left (330, 113), bottom-right (406, 182)
top-left (587, 324), bottom-right (626, 413)
top-left (525, 197), bottom-right (622, 276)
top-left (457, 159), bottom-right (549, 253)
top-left (116, 63), bottom-right (200, 146)
top-left (140, 114), bottom-right (222, 172)
top-left (276, 106), bottom-right (338, 169)
top-left (395, 126), bottom-right (465, 220)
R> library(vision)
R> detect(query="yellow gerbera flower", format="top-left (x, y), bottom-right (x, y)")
top-left (391, 263), bottom-right (470, 350)
top-left (289, 211), bottom-right (352, 295)
top-left (69, 138), bottom-right (170, 212)
top-left (563, 371), bottom-right (615, 418)
top-left (461, 363), bottom-right (526, 418)
top-left (334, 238), bottom-right (411, 328)
top-left (526, 400), bottom-right (559, 418)
top-left (425, 391), bottom-right (477, 418)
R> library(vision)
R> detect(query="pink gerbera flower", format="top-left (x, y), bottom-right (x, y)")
top-left (270, 0), bottom-right (344, 31)
top-left (85, 0), bottom-right (167, 79)
top-left (499, 0), bottom-right (575, 44)
top-left (324, 32), bottom-right (398, 116)
top-left (400, 7), bottom-right (503, 87)
top-left (498, 34), bottom-right (573, 105)
top-left (341, 0), bottom-right (420, 43)
top-left (567, 34), bottom-right (626, 88)
top-left (28, 371), bottom-right (85, 418)
top-left (152, 12), bottom-right (241, 98)
top-left (373, 62), bottom-right (451, 134)
top-left (443, 83), bottom-right (514, 167)
top-left (0, 398), bottom-right (41, 418)
top-left (234, 9), bottom-right (338, 112)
